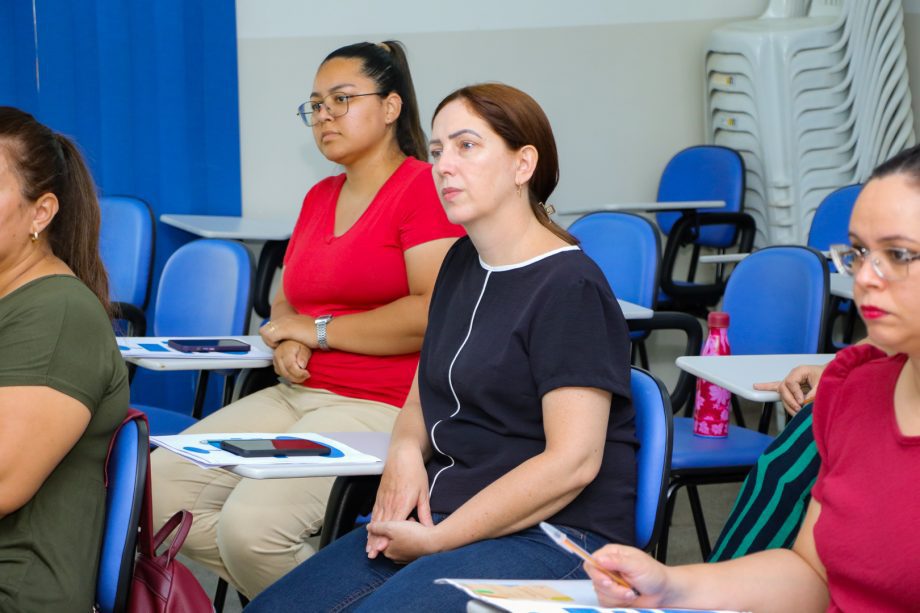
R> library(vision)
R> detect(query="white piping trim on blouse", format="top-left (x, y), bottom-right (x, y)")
top-left (428, 269), bottom-right (492, 499)
top-left (478, 245), bottom-right (580, 272)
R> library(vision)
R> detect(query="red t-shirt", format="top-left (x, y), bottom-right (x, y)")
top-left (282, 157), bottom-right (464, 408)
top-left (811, 344), bottom-right (920, 612)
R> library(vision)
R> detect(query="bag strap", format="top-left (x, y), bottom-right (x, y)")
top-left (104, 408), bottom-right (147, 487)
top-left (105, 408), bottom-right (157, 556)
top-left (150, 509), bottom-right (194, 565)
top-left (103, 408), bottom-right (197, 562)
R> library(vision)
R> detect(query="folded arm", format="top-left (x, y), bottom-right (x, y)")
top-left (261, 238), bottom-right (457, 355)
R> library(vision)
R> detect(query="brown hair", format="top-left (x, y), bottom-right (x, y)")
top-left (433, 83), bottom-right (576, 244)
top-left (0, 106), bottom-right (111, 315)
top-left (323, 41), bottom-right (428, 161)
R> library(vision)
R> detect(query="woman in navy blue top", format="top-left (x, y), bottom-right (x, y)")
top-left (248, 83), bottom-right (636, 612)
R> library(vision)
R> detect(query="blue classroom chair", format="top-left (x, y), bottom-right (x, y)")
top-left (655, 145), bottom-right (756, 315)
top-left (95, 412), bottom-right (148, 613)
top-left (134, 239), bottom-right (253, 436)
top-left (630, 367), bottom-right (673, 552)
top-left (807, 184), bottom-right (862, 350)
top-left (99, 196), bottom-right (155, 337)
top-left (569, 212), bottom-right (660, 368)
top-left (657, 245), bottom-right (829, 562)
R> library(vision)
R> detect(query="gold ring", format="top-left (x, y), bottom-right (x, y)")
top-left (269, 321), bottom-right (277, 334)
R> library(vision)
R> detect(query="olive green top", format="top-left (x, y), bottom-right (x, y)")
top-left (0, 275), bottom-right (128, 613)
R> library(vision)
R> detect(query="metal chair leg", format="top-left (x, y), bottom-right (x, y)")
top-left (686, 485), bottom-right (712, 560)
top-left (213, 578), bottom-right (228, 613)
top-left (656, 481), bottom-right (683, 563)
top-left (191, 370), bottom-right (210, 420)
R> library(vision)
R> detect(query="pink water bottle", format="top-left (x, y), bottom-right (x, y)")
top-left (693, 311), bottom-right (731, 438)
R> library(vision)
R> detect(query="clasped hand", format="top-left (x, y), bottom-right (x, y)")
top-left (365, 446), bottom-right (437, 564)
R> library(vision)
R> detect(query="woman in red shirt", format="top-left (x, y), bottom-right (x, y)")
top-left (151, 41), bottom-right (463, 598)
top-left (588, 145), bottom-right (920, 612)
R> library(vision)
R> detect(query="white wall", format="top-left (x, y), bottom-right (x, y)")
top-left (235, 1), bottom-right (770, 221)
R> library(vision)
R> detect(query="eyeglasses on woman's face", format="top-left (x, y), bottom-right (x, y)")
top-left (296, 92), bottom-right (384, 127)
top-left (830, 243), bottom-right (920, 282)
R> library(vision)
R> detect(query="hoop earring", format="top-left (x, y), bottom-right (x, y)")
top-left (30, 231), bottom-right (39, 242)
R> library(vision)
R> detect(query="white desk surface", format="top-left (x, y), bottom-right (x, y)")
top-left (676, 353), bottom-right (836, 403)
top-left (618, 299), bottom-right (653, 320)
top-left (229, 431), bottom-right (390, 479)
top-left (561, 200), bottom-right (725, 216)
top-left (160, 214), bottom-right (295, 241)
top-left (830, 272), bottom-right (853, 299)
top-left (125, 335), bottom-right (273, 371)
top-left (698, 250), bottom-right (831, 265)
top-left (698, 252), bottom-right (751, 264)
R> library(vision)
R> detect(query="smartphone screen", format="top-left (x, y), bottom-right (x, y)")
top-left (219, 438), bottom-right (332, 458)
top-left (167, 338), bottom-right (251, 353)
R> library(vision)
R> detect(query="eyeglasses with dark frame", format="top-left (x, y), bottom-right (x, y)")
top-left (829, 243), bottom-right (920, 282)
top-left (296, 92), bottom-right (385, 127)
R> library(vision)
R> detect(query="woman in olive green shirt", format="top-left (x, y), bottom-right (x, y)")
top-left (0, 107), bottom-right (128, 612)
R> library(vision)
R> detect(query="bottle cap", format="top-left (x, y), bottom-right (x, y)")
top-left (708, 311), bottom-right (730, 328)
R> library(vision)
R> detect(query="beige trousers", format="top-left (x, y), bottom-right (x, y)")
top-left (150, 384), bottom-right (399, 598)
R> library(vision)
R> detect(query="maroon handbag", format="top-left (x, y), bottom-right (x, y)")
top-left (127, 414), bottom-right (213, 612)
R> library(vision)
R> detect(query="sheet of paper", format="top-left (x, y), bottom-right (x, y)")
top-left (437, 579), bottom-right (747, 613)
top-left (150, 432), bottom-right (382, 469)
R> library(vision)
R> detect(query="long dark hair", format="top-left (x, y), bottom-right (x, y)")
top-left (433, 83), bottom-right (576, 244)
top-left (0, 107), bottom-right (111, 315)
top-left (323, 41), bottom-right (428, 161)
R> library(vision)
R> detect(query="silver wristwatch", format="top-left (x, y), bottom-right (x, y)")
top-left (315, 314), bottom-right (333, 351)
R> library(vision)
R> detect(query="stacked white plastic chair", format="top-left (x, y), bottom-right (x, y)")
top-left (705, 0), bottom-right (915, 246)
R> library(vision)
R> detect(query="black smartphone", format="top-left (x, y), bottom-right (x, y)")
top-left (167, 338), bottom-right (251, 353)
top-left (219, 438), bottom-right (332, 458)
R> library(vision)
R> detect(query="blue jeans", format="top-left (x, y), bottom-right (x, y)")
top-left (247, 515), bottom-right (607, 612)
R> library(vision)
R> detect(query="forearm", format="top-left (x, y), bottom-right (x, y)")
top-left (270, 294), bottom-right (429, 356)
top-left (326, 294), bottom-right (428, 355)
top-left (433, 449), bottom-right (598, 551)
top-left (270, 298), bottom-right (298, 320)
top-left (662, 550), bottom-right (827, 613)
top-left (388, 399), bottom-right (432, 461)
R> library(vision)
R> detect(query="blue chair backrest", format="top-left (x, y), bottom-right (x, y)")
top-left (570, 212), bottom-right (660, 309)
top-left (96, 414), bottom-right (148, 613)
top-left (722, 246), bottom-right (828, 355)
top-left (656, 145), bottom-right (745, 248)
top-left (153, 239), bottom-right (253, 337)
top-left (99, 196), bottom-right (155, 307)
top-left (807, 183), bottom-right (862, 252)
top-left (631, 367), bottom-right (673, 552)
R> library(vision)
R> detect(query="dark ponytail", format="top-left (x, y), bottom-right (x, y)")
top-left (323, 41), bottom-right (428, 161)
top-left (0, 107), bottom-right (111, 316)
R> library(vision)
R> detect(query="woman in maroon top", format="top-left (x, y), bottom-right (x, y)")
top-left (587, 145), bottom-right (920, 612)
